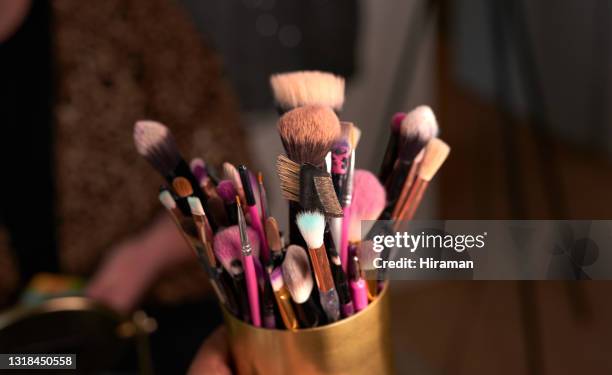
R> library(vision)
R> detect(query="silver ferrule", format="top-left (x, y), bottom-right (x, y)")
top-left (342, 151), bottom-right (355, 205)
top-left (237, 202), bottom-right (252, 256)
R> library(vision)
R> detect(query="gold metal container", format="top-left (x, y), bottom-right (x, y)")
top-left (223, 285), bottom-right (394, 375)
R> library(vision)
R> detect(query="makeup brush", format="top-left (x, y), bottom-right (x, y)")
top-left (133, 120), bottom-right (215, 228)
top-left (331, 122), bottom-right (353, 199)
top-left (378, 113), bottom-right (406, 182)
top-left (265, 217), bottom-right (284, 267)
top-left (277, 105), bottom-right (341, 166)
top-left (269, 266), bottom-right (299, 330)
top-left (190, 159), bottom-right (228, 227)
top-left (187, 197), bottom-right (216, 267)
top-left (345, 170), bottom-right (386, 276)
top-left (396, 138), bottom-right (450, 222)
top-left (384, 106), bottom-right (439, 213)
top-left (257, 172), bottom-right (270, 220)
top-left (296, 211), bottom-right (340, 322)
top-left (186, 196), bottom-right (241, 311)
top-left (270, 71), bottom-right (345, 113)
top-left (223, 162), bottom-right (245, 204)
top-left (350, 255), bottom-right (369, 312)
top-left (324, 226), bottom-right (354, 318)
top-left (217, 179), bottom-right (238, 225)
top-left (276, 155), bottom-right (342, 217)
top-left (339, 152), bottom-right (355, 272)
top-left (282, 245), bottom-right (322, 328)
top-left (277, 105), bottom-right (341, 245)
top-left (238, 165), bottom-right (269, 264)
top-left (236, 197), bottom-right (262, 327)
top-left (214, 225), bottom-right (261, 323)
top-left (171, 176), bottom-right (195, 216)
top-left (190, 158), bottom-right (208, 184)
top-left (158, 188), bottom-right (197, 254)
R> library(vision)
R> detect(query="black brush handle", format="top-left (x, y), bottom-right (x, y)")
top-left (378, 136), bottom-right (399, 183)
top-left (293, 297), bottom-right (322, 328)
top-left (215, 267), bottom-right (240, 317)
top-left (234, 273), bottom-right (251, 323)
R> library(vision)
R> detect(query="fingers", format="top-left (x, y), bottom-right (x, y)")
top-left (188, 327), bottom-right (232, 375)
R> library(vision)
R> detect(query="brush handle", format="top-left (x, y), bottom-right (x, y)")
top-left (308, 245), bottom-right (335, 292)
top-left (295, 298), bottom-right (321, 328)
top-left (390, 159), bottom-right (421, 220)
top-left (350, 278), bottom-right (369, 312)
top-left (274, 286), bottom-right (298, 330)
top-left (318, 289), bottom-right (340, 322)
top-left (383, 159), bottom-right (412, 216)
top-left (398, 178), bottom-right (429, 222)
top-left (261, 266), bottom-right (277, 329)
top-left (340, 205), bottom-right (351, 273)
top-left (258, 182), bottom-right (269, 221)
top-left (216, 268), bottom-right (240, 317)
top-left (248, 205), bottom-right (269, 264)
top-left (243, 255), bottom-right (261, 327)
top-left (378, 133), bottom-right (400, 183)
top-left (174, 159), bottom-right (218, 231)
top-left (330, 259), bottom-right (353, 317)
top-left (233, 273), bottom-right (251, 323)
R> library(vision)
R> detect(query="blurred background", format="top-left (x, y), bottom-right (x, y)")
top-left (1, 0), bottom-right (612, 373)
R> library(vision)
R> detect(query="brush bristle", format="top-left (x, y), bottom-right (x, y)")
top-left (222, 162), bottom-right (243, 191)
top-left (270, 71), bottom-right (345, 111)
top-left (345, 122), bottom-right (362, 151)
top-left (348, 170), bottom-right (386, 242)
top-left (277, 105), bottom-right (341, 165)
top-left (265, 217), bottom-right (282, 251)
top-left (391, 112), bottom-right (406, 132)
top-left (187, 196), bottom-right (205, 216)
top-left (190, 158), bottom-right (207, 183)
top-left (314, 176), bottom-right (343, 217)
top-left (398, 106), bottom-right (439, 161)
top-left (418, 138), bottom-right (450, 181)
top-left (133, 120), bottom-right (181, 175)
top-left (213, 225), bottom-right (261, 275)
top-left (172, 177), bottom-right (193, 198)
top-left (276, 155), bottom-right (300, 201)
top-left (216, 180), bottom-right (237, 203)
top-left (270, 266), bottom-right (285, 292)
top-left (282, 245), bottom-right (314, 303)
top-left (158, 190), bottom-right (176, 210)
top-left (295, 210), bottom-right (326, 249)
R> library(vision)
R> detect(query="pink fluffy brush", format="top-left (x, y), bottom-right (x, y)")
top-left (341, 170), bottom-right (386, 272)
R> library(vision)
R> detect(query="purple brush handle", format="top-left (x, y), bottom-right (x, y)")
top-left (340, 205), bottom-right (351, 273)
top-left (248, 205), bottom-right (269, 264)
top-left (243, 254), bottom-right (261, 327)
top-left (350, 279), bottom-right (369, 312)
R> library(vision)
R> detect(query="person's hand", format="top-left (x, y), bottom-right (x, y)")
top-left (188, 327), bottom-right (232, 375)
top-left (86, 215), bottom-right (193, 313)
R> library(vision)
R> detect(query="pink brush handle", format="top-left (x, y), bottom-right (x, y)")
top-left (243, 254), bottom-right (261, 327)
top-left (248, 205), bottom-right (269, 264)
top-left (350, 278), bottom-right (369, 312)
top-left (340, 205), bottom-right (351, 273)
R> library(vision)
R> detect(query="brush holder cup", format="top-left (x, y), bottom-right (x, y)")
top-left (222, 283), bottom-right (394, 375)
